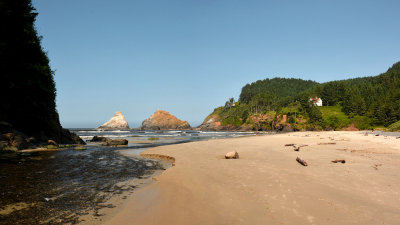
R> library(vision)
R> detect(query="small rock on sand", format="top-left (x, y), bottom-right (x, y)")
top-left (225, 151), bottom-right (239, 159)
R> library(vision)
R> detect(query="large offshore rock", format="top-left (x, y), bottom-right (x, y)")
top-left (141, 110), bottom-right (191, 130)
top-left (98, 111), bottom-right (130, 129)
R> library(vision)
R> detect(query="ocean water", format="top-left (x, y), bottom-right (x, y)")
top-left (71, 129), bottom-right (259, 149)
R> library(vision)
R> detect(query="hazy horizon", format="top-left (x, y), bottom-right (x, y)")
top-left (32, 0), bottom-right (400, 128)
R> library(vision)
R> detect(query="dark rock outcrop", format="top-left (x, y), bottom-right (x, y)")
top-left (103, 139), bottom-right (128, 146)
top-left (141, 110), bottom-right (191, 130)
top-left (59, 128), bottom-right (86, 145)
top-left (91, 136), bottom-right (110, 142)
top-left (0, 131), bottom-right (32, 150)
top-left (0, 126), bottom-right (85, 151)
top-left (197, 114), bottom-right (252, 131)
top-left (90, 136), bottom-right (128, 146)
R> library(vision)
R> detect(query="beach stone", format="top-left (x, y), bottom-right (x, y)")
top-left (225, 151), bottom-right (239, 159)
top-left (104, 139), bottom-right (128, 146)
top-left (91, 136), bottom-right (111, 142)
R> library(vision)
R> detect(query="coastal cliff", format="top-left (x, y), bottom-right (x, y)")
top-left (141, 110), bottom-right (191, 130)
top-left (0, 0), bottom-right (84, 150)
top-left (198, 109), bottom-right (299, 132)
top-left (98, 111), bottom-right (130, 129)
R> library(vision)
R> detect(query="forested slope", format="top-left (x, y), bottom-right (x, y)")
top-left (199, 62), bottom-right (400, 131)
top-left (0, 0), bottom-right (84, 148)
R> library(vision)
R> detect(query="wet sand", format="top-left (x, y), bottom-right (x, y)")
top-left (0, 146), bottom-right (166, 225)
top-left (104, 131), bottom-right (400, 225)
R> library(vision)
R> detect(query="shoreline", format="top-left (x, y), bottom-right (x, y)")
top-left (78, 149), bottom-right (172, 225)
top-left (103, 131), bottom-right (400, 225)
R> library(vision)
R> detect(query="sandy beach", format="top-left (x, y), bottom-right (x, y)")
top-left (104, 131), bottom-right (400, 225)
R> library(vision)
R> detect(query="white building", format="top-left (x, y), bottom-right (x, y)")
top-left (310, 97), bottom-right (323, 106)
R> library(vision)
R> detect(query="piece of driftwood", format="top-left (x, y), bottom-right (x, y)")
top-left (331, 159), bottom-right (346, 163)
top-left (372, 163), bottom-right (382, 170)
top-left (396, 136), bottom-right (400, 139)
top-left (293, 145), bottom-right (300, 151)
top-left (285, 143), bottom-right (296, 146)
top-left (296, 157), bottom-right (308, 166)
top-left (317, 142), bottom-right (336, 145)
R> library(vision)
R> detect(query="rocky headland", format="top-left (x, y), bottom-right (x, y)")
top-left (197, 112), bottom-right (295, 132)
top-left (98, 111), bottom-right (130, 129)
top-left (141, 110), bottom-right (191, 130)
top-left (0, 1), bottom-right (85, 151)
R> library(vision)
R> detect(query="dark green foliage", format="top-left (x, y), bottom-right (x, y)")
top-left (315, 62), bottom-right (400, 126)
top-left (325, 115), bottom-right (340, 130)
top-left (320, 81), bottom-right (348, 106)
top-left (288, 115), bottom-right (296, 124)
top-left (388, 120), bottom-right (400, 131)
top-left (352, 116), bottom-right (372, 130)
top-left (0, 0), bottom-right (62, 140)
top-left (211, 61), bottom-right (400, 130)
top-left (239, 78), bottom-right (318, 106)
top-left (307, 106), bottom-right (323, 125)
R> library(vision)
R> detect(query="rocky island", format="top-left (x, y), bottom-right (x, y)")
top-left (141, 110), bottom-right (191, 130)
top-left (98, 111), bottom-right (130, 129)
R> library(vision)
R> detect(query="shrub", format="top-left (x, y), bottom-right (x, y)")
top-left (388, 120), bottom-right (400, 131)
top-left (352, 116), bottom-right (372, 130)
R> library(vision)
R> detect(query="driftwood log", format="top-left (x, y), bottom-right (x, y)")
top-left (285, 144), bottom-right (295, 146)
top-left (296, 157), bottom-right (308, 166)
top-left (331, 159), bottom-right (346, 163)
top-left (317, 142), bottom-right (336, 145)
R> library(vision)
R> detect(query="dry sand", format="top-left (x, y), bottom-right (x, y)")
top-left (104, 131), bottom-right (400, 225)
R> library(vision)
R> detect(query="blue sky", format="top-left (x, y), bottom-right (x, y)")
top-left (32, 0), bottom-right (400, 128)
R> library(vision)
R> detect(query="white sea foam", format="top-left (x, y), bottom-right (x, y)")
top-left (80, 136), bottom-right (94, 140)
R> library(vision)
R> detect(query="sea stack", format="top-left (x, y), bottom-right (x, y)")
top-left (98, 111), bottom-right (130, 129)
top-left (141, 110), bottom-right (191, 130)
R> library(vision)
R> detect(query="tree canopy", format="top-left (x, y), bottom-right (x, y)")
top-left (0, 0), bottom-right (62, 139)
top-left (209, 61), bottom-right (400, 130)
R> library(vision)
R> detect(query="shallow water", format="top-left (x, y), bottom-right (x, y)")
top-left (0, 145), bottom-right (164, 224)
top-left (0, 129), bottom-right (258, 224)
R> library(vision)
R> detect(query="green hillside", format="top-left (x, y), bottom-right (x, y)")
top-left (202, 61), bottom-right (400, 131)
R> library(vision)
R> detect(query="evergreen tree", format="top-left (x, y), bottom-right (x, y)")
top-left (0, 0), bottom-right (65, 141)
